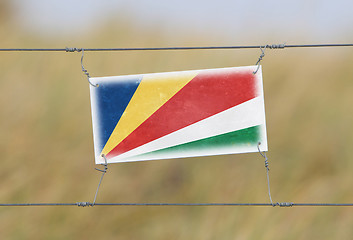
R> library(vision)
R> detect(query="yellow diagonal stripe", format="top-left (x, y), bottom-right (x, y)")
top-left (101, 71), bottom-right (198, 156)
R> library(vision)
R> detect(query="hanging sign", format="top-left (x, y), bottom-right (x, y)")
top-left (90, 66), bottom-right (267, 164)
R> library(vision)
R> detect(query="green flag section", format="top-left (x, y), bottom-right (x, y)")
top-left (122, 126), bottom-right (261, 162)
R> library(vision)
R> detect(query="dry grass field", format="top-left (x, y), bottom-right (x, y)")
top-left (1, 7), bottom-right (353, 239)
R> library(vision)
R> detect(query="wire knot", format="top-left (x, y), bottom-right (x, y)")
top-left (274, 202), bottom-right (293, 207)
top-left (253, 43), bottom-right (285, 74)
top-left (65, 47), bottom-right (82, 52)
top-left (253, 46), bottom-right (267, 74)
top-left (76, 202), bottom-right (92, 207)
top-left (257, 142), bottom-right (270, 170)
top-left (264, 159), bottom-right (270, 170)
top-left (95, 155), bottom-right (108, 173)
top-left (266, 44), bottom-right (286, 49)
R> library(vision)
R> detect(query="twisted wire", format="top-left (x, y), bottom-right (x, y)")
top-left (257, 142), bottom-right (274, 205)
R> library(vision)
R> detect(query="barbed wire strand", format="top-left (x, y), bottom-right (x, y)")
top-left (0, 43), bottom-right (352, 52)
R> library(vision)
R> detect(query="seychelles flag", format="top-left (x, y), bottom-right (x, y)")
top-left (90, 66), bottom-right (267, 164)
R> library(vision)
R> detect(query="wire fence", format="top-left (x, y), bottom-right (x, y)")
top-left (1, 42), bottom-right (353, 207)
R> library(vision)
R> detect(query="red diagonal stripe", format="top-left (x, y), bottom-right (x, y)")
top-left (107, 69), bottom-right (257, 158)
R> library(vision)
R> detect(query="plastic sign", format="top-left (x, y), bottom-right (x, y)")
top-left (90, 66), bottom-right (267, 164)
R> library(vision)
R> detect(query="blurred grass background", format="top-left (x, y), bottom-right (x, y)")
top-left (1, 1), bottom-right (353, 239)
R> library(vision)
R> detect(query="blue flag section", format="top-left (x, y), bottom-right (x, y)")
top-left (93, 76), bottom-right (142, 152)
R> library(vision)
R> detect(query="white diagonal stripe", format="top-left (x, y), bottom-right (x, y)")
top-left (108, 96), bottom-right (266, 163)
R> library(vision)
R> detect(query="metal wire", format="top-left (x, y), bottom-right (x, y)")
top-left (0, 202), bottom-right (353, 207)
top-left (0, 43), bottom-right (352, 52)
top-left (253, 46), bottom-right (267, 74)
top-left (0, 203), bottom-right (78, 206)
top-left (92, 155), bottom-right (108, 206)
top-left (257, 142), bottom-right (273, 205)
top-left (80, 49), bottom-right (98, 87)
